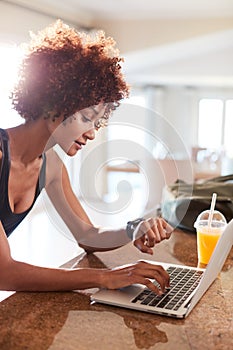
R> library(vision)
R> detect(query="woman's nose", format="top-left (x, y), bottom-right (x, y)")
top-left (84, 128), bottom-right (95, 140)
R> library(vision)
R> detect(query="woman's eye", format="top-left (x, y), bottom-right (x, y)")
top-left (81, 115), bottom-right (91, 123)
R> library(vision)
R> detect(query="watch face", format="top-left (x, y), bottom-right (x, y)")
top-left (132, 218), bottom-right (144, 225)
top-left (128, 218), bottom-right (144, 229)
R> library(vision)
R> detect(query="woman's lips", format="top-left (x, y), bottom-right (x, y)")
top-left (74, 141), bottom-right (82, 149)
top-left (74, 141), bottom-right (85, 150)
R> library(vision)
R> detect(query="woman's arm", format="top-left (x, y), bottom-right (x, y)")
top-left (0, 222), bottom-right (169, 293)
top-left (45, 150), bottom-right (130, 252)
top-left (45, 149), bottom-right (173, 254)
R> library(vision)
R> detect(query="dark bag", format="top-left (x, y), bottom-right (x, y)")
top-left (161, 174), bottom-right (233, 232)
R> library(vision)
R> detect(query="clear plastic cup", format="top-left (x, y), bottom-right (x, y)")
top-left (194, 210), bottom-right (227, 266)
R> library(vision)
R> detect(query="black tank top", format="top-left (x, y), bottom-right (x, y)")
top-left (0, 128), bottom-right (46, 237)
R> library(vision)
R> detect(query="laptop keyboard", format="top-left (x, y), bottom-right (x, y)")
top-left (131, 266), bottom-right (203, 311)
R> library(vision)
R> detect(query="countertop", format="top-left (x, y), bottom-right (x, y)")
top-left (0, 229), bottom-right (232, 350)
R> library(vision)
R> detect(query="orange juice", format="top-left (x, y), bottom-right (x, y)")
top-left (197, 227), bottom-right (222, 265)
top-left (194, 210), bottom-right (227, 266)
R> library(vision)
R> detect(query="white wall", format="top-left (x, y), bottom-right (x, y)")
top-left (0, 2), bottom-right (61, 44)
top-left (94, 17), bottom-right (233, 53)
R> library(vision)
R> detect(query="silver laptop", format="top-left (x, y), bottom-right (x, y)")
top-left (91, 219), bottom-right (233, 318)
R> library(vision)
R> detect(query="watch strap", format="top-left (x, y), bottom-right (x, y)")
top-left (126, 218), bottom-right (144, 240)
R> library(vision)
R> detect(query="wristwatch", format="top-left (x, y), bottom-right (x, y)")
top-left (126, 218), bottom-right (145, 240)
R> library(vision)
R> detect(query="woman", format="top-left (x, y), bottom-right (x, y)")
top-left (0, 20), bottom-right (173, 294)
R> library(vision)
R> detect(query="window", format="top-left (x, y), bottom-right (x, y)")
top-left (198, 98), bottom-right (233, 155)
top-left (102, 92), bottom-right (147, 221)
top-left (224, 100), bottom-right (233, 157)
top-left (0, 45), bottom-right (23, 128)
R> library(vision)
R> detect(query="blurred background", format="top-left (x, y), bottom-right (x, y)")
top-left (0, 0), bottom-right (233, 265)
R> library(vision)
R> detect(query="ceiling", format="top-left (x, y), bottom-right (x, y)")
top-left (70, 0), bottom-right (233, 20)
top-left (5, 0), bottom-right (233, 22)
top-left (124, 28), bottom-right (233, 88)
top-left (4, 0), bottom-right (233, 88)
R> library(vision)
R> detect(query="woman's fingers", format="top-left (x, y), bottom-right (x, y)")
top-left (133, 217), bottom-right (174, 253)
top-left (133, 237), bottom-right (154, 255)
top-left (147, 218), bottom-right (164, 244)
top-left (106, 261), bottom-right (170, 294)
top-left (135, 268), bottom-right (169, 293)
top-left (160, 218), bottom-right (174, 237)
top-left (133, 261), bottom-right (170, 293)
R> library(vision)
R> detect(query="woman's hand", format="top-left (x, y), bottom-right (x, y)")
top-left (102, 260), bottom-right (170, 295)
top-left (133, 217), bottom-right (174, 255)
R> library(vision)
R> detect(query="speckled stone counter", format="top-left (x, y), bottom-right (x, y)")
top-left (0, 230), bottom-right (232, 350)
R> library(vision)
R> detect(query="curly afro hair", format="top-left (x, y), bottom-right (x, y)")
top-left (11, 20), bottom-right (130, 121)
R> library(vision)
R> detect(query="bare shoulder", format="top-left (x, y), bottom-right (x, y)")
top-left (0, 129), bottom-right (4, 163)
top-left (45, 148), bottom-right (65, 186)
top-left (46, 147), bottom-right (63, 164)
top-left (0, 149), bottom-right (2, 170)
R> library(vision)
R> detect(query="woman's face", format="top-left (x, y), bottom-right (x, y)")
top-left (48, 103), bottom-right (109, 156)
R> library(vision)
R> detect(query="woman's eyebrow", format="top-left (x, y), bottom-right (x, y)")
top-left (90, 107), bottom-right (98, 115)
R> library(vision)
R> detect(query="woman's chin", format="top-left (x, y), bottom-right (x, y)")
top-left (66, 145), bottom-right (80, 156)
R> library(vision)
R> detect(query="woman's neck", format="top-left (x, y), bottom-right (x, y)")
top-left (6, 119), bottom-right (53, 164)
